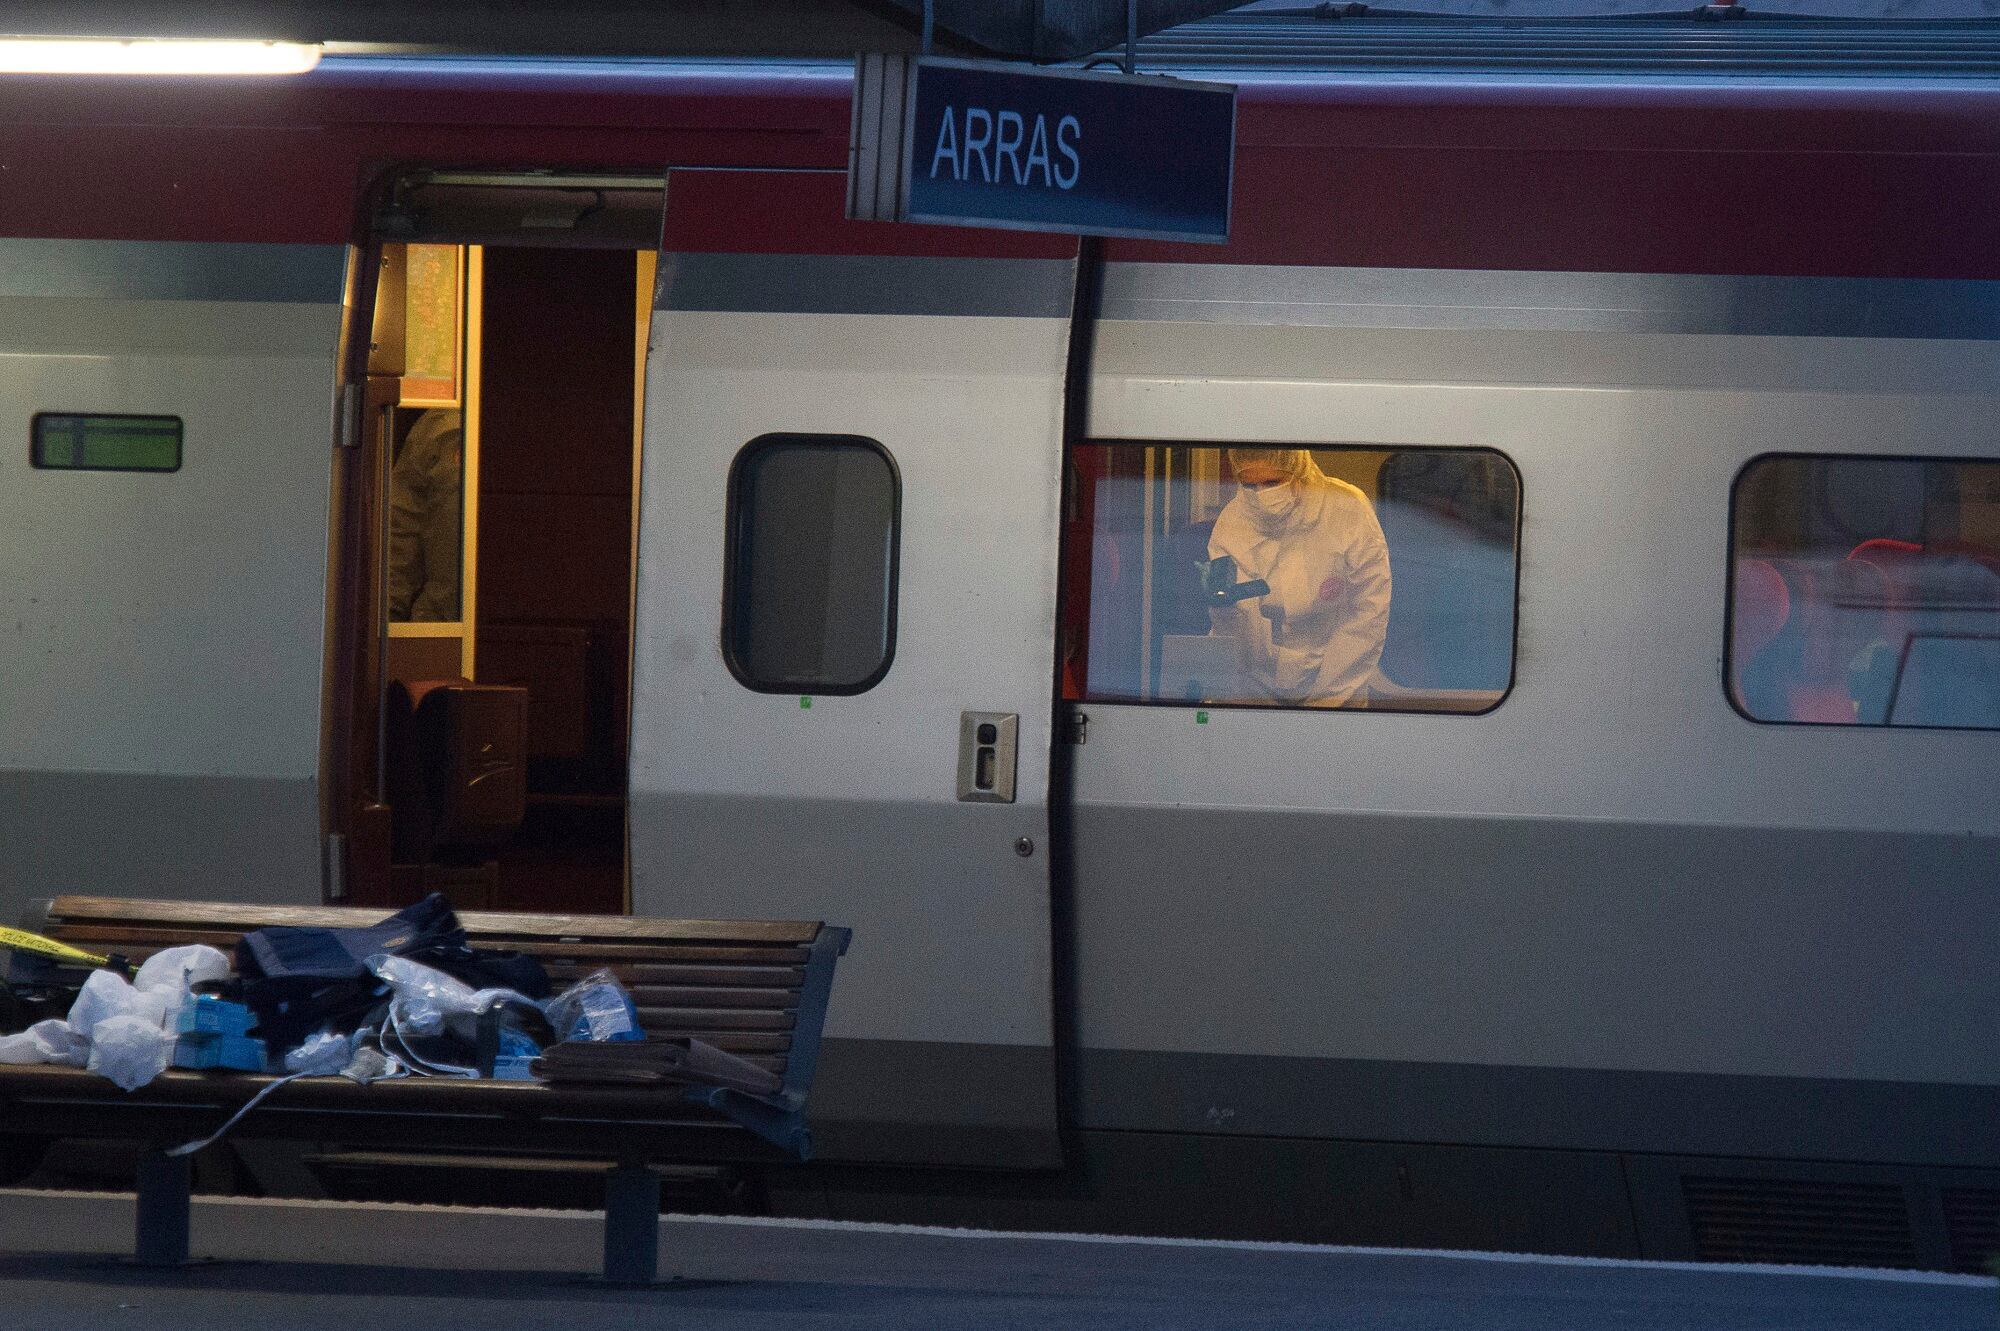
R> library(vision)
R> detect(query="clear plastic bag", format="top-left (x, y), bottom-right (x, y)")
top-left (364, 954), bottom-right (545, 1078)
top-left (367, 954), bottom-right (475, 1035)
top-left (542, 969), bottom-right (640, 1043)
top-left (66, 970), bottom-right (174, 1090)
top-left (69, 969), bottom-right (169, 1034)
top-left (86, 1013), bottom-right (174, 1091)
top-left (133, 945), bottom-right (230, 1000)
top-left (365, 953), bottom-right (538, 1034)
top-left (0, 1018), bottom-right (88, 1067)
top-left (338, 1044), bottom-right (402, 1084)
top-left (283, 1029), bottom-right (354, 1076)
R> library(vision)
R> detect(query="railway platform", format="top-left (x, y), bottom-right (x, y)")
top-left (1, 1187), bottom-right (1993, 1330)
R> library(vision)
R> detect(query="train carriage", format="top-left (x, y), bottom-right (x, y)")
top-left (0, 38), bottom-right (1996, 1266)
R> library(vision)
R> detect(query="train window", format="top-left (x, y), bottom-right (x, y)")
top-left (724, 434), bottom-right (900, 695)
top-left (1064, 443), bottom-right (1520, 713)
top-left (1730, 454), bottom-right (2000, 730)
top-left (31, 413), bottom-right (182, 473)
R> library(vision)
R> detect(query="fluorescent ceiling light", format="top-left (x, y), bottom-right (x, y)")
top-left (0, 39), bottom-right (322, 76)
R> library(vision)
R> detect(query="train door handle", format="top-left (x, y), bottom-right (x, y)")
top-left (956, 711), bottom-right (1018, 804)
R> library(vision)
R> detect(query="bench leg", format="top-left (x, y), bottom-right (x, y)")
top-left (602, 1162), bottom-right (662, 1285)
top-left (134, 1150), bottom-right (192, 1267)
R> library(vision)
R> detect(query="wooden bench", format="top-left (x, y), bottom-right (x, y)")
top-left (0, 895), bottom-right (849, 1283)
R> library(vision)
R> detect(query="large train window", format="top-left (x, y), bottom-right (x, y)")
top-left (723, 434), bottom-right (900, 695)
top-left (1730, 454), bottom-right (2000, 729)
top-left (1064, 443), bottom-right (1520, 713)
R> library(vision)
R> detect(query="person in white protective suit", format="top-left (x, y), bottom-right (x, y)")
top-left (387, 408), bottom-right (464, 622)
top-left (1207, 447), bottom-right (1392, 707)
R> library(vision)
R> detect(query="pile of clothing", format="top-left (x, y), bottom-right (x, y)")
top-left (0, 894), bottom-right (737, 1095)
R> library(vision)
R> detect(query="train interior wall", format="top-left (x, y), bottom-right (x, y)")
top-left (470, 246), bottom-right (640, 915)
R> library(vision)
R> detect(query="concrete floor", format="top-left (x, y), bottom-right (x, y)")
top-left (2, 1189), bottom-right (1995, 1330)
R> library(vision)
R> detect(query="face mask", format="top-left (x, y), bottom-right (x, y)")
top-left (1246, 483), bottom-right (1298, 522)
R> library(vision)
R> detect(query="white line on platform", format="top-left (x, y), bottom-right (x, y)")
top-left (687, 1212), bottom-right (2000, 1289)
top-left (7, 1189), bottom-right (1993, 1289)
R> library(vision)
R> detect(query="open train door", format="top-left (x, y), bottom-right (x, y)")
top-left (627, 171), bottom-right (1075, 1166)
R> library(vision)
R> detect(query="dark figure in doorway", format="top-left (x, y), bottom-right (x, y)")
top-left (389, 408), bottom-right (464, 622)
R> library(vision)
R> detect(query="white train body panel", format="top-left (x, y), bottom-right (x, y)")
top-left (628, 251), bottom-right (1075, 1159)
top-left (0, 241), bottom-right (343, 905)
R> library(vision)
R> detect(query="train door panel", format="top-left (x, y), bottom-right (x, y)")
top-left (0, 239), bottom-right (345, 918)
top-left (628, 171), bottom-right (1074, 1165)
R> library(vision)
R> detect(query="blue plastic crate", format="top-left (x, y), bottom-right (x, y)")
top-left (172, 1033), bottom-right (267, 1072)
top-left (173, 995), bottom-right (256, 1039)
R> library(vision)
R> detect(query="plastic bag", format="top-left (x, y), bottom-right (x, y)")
top-left (368, 954), bottom-right (476, 1034)
top-left (366, 953), bottom-right (537, 1035)
top-left (86, 1013), bottom-right (174, 1091)
top-left (0, 1018), bottom-right (88, 1066)
top-left (69, 969), bottom-right (169, 1034)
top-left (60, 950), bottom-right (230, 1090)
top-left (133, 945), bottom-right (230, 1003)
top-left (283, 1029), bottom-right (354, 1076)
top-left (542, 969), bottom-right (641, 1043)
top-left (365, 954), bottom-right (546, 1080)
top-left (338, 1045), bottom-right (402, 1085)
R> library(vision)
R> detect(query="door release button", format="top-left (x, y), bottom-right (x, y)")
top-left (957, 711), bottom-right (1019, 804)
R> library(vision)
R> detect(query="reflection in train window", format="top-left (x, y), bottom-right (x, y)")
top-left (724, 434), bottom-right (900, 695)
top-left (1731, 454), bottom-right (2000, 730)
top-left (1064, 443), bottom-right (1520, 713)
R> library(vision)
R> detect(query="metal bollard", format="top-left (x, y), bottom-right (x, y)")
top-left (133, 1149), bottom-right (192, 1267)
top-left (602, 1161), bottom-right (662, 1285)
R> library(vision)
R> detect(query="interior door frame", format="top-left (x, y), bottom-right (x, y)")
top-left (321, 167), bottom-right (669, 907)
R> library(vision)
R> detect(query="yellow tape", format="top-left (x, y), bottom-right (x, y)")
top-left (0, 926), bottom-right (109, 967)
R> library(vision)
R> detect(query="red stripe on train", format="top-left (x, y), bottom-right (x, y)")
top-left (0, 65), bottom-right (1994, 278)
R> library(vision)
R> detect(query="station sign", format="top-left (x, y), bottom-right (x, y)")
top-left (848, 54), bottom-right (1235, 244)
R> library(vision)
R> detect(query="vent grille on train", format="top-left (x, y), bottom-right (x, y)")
top-left (1943, 1188), bottom-right (2000, 1275)
top-left (1681, 1175), bottom-right (1919, 1269)
top-left (1122, 14), bottom-right (2000, 79)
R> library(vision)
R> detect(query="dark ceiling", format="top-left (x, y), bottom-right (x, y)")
top-left (0, 1), bottom-right (1255, 61)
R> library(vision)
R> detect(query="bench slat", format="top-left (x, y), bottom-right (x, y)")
top-left (622, 986), bottom-right (796, 1010)
top-left (45, 926), bottom-right (246, 951)
top-left (0, 1064), bottom-right (762, 1119)
top-left (44, 929), bottom-right (813, 969)
top-left (544, 963), bottom-right (806, 987)
top-left (509, 943), bottom-right (811, 965)
top-left (46, 896), bottom-right (822, 945)
top-left (634, 1008), bottom-right (795, 1032)
top-left (677, 1033), bottom-right (792, 1053)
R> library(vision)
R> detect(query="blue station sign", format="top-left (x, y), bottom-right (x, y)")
top-left (849, 56), bottom-right (1236, 244)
